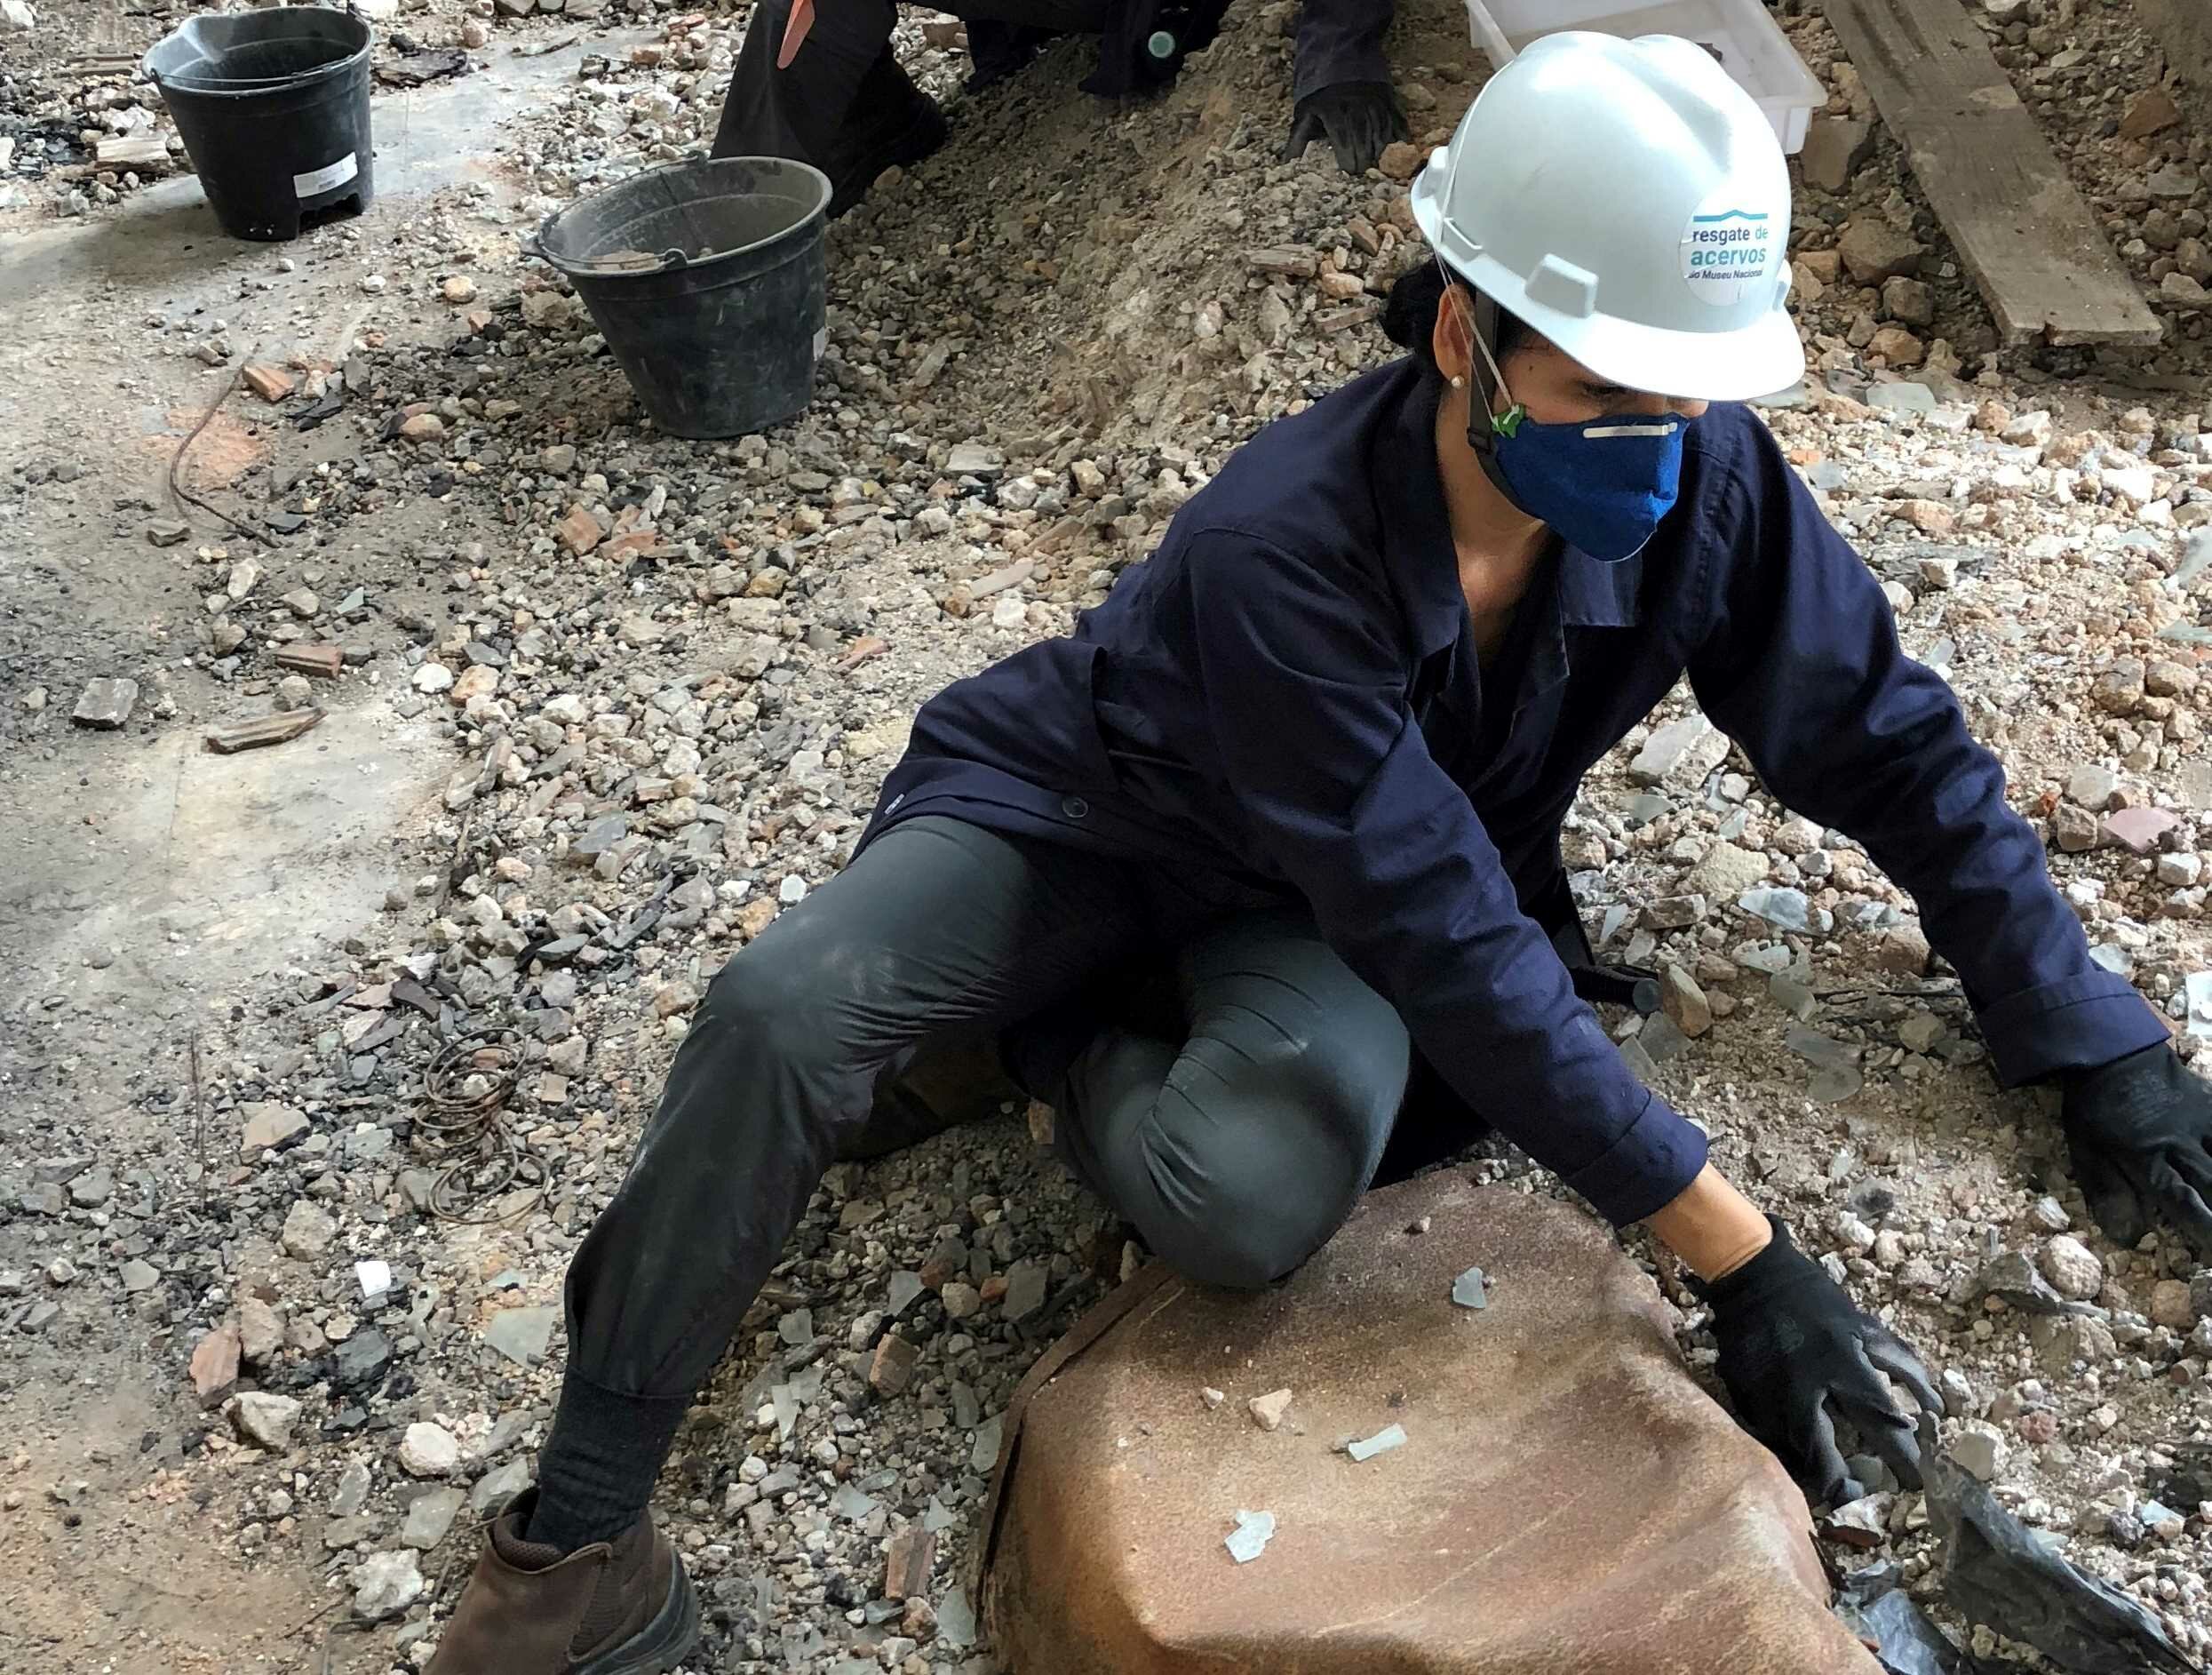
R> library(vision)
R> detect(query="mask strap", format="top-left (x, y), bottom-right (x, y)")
top-left (1438, 257), bottom-right (1525, 457)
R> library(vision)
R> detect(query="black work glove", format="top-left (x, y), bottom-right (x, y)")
top-left (1280, 81), bottom-right (1407, 175)
top-left (1691, 1216), bottom-right (1944, 1508)
top-left (2062, 1043), bottom-right (2212, 1255)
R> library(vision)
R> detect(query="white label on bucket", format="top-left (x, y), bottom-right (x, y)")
top-left (812, 326), bottom-right (829, 363)
top-left (293, 152), bottom-right (359, 201)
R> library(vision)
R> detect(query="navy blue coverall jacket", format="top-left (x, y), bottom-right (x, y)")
top-left (861, 359), bottom-right (2168, 1225)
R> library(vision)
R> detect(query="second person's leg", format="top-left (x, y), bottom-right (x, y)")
top-left (711, 0), bottom-right (944, 215)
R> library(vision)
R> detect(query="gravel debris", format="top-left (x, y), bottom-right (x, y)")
top-left (5, 1), bottom-right (2212, 1668)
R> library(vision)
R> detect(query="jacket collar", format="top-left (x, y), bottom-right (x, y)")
top-left (1374, 363), bottom-right (1645, 662)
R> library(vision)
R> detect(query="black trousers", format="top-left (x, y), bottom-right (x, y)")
top-left (710, 0), bottom-right (1111, 211)
top-left (561, 816), bottom-right (1468, 1402)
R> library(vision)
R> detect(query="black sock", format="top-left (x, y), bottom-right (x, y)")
top-left (526, 1370), bottom-right (690, 1553)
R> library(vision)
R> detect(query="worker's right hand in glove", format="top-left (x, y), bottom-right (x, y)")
top-left (1280, 81), bottom-right (1407, 174)
top-left (2061, 1043), bottom-right (2212, 1256)
top-left (1691, 1216), bottom-right (1945, 1507)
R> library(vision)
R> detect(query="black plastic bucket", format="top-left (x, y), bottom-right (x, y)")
top-left (525, 157), bottom-right (834, 440)
top-left (143, 8), bottom-right (373, 243)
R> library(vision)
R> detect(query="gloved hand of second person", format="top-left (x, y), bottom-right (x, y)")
top-left (1691, 1216), bottom-right (1944, 1507)
top-left (2062, 1043), bottom-right (2212, 1254)
top-left (1280, 81), bottom-right (1407, 174)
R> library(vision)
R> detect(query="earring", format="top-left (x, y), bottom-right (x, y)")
top-left (1451, 375), bottom-right (1466, 389)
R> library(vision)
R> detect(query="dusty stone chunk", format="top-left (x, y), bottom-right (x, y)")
top-left (399, 1423), bottom-right (460, 1478)
top-left (869, 1333), bottom-right (919, 1396)
top-left (945, 440), bottom-right (1005, 475)
top-left (559, 505), bottom-right (605, 554)
top-left (451, 665), bottom-right (498, 706)
top-left (2065, 764), bottom-right (2119, 809)
top-left (2051, 802), bottom-right (2102, 853)
top-left (1686, 841), bottom-right (1769, 899)
top-left (1376, 141), bottom-right (1424, 182)
top-left (232, 1392), bottom-right (303, 1449)
top-left (1798, 117), bottom-right (1873, 193)
top-left (472, 1458), bottom-right (532, 1514)
top-left (240, 1102), bottom-right (307, 1155)
top-left (1895, 497), bottom-right (1951, 534)
top-left (399, 412), bottom-right (446, 443)
top-left (2037, 1235), bottom-right (2104, 1302)
top-left (401, 1487), bottom-right (465, 1551)
top-left (1739, 886), bottom-right (1810, 932)
top-left (1882, 276), bottom-right (1935, 329)
top-left (1873, 927), bottom-right (1930, 977)
top-left (1824, 1493), bottom-right (1892, 1546)
top-left (1951, 1422), bottom-right (2006, 1483)
top-left (1002, 1261), bottom-right (1048, 1320)
top-left (281, 1200), bottom-right (337, 1258)
top-left (1629, 715), bottom-right (1712, 786)
top-left (2102, 807), bottom-right (2177, 855)
top-left (1659, 964), bottom-right (1713, 1037)
top-left (71, 678), bottom-right (138, 730)
top-left (2120, 86), bottom-right (2183, 140)
top-left (442, 275), bottom-right (478, 305)
top-left (1641, 895), bottom-right (1707, 929)
top-left (350, 1551), bottom-right (424, 1623)
top-left (190, 1323), bottom-right (242, 1403)
top-left (1838, 220), bottom-right (1924, 284)
top-left (238, 1297), bottom-right (283, 1365)
top-left (2091, 658), bottom-right (2145, 714)
top-left (145, 518), bottom-right (190, 546)
top-left (885, 1525), bottom-right (936, 1599)
top-left (243, 363), bottom-right (295, 403)
top-left (940, 1281), bottom-right (982, 1320)
top-left (1247, 1388), bottom-right (1293, 1432)
top-left (2163, 273), bottom-right (2210, 308)
top-left (2145, 658), bottom-right (2199, 698)
top-left (1867, 327), bottom-right (1925, 367)
top-left (2149, 1280), bottom-right (2196, 1331)
top-left (484, 1306), bottom-right (556, 1367)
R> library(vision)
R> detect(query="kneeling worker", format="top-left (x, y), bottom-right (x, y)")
top-left (712, 0), bottom-right (1408, 217)
top-left (426, 33), bottom-right (2212, 1675)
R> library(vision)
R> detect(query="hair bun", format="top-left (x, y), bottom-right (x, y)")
top-left (1381, 259), bottom-right (1443, 352)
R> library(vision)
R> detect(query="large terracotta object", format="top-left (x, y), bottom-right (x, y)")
top-left (979, 1173), bottom-right (1879, 1675)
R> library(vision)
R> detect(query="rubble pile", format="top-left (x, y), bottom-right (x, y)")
top-left (2, 2), bottom-right (2209, 1671)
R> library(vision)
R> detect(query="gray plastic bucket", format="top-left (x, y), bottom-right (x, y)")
top-left (525, 157), bottom-right (834, 440)
top-left (143, 7), bottom-right (373, 242)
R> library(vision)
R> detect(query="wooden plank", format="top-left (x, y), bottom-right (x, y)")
top-left (1823, 0), bottom-right (2162, 347)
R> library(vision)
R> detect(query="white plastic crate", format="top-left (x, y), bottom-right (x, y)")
top-left (1464, 0), bottom-right (1826, 154)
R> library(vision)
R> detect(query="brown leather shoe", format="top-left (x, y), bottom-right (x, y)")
top-left (426, 1489), bottom-right (699, 1675)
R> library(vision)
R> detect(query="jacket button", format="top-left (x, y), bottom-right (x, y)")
top-left (1061, 795), bottom-right (1089, 820)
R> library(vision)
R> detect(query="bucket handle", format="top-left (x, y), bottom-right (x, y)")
top-left (517, 235), bottom-right (691, 275)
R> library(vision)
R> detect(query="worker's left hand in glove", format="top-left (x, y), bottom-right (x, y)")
top-left (2062, 1043), bottom-right (2212, 1256)
top-left (1280, 81), bottom-right (1406, 174)
top-left (1692, 1216), bottom-right (1945, 1507)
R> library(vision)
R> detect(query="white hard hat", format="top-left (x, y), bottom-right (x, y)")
top-left (1410, 31), bottom-right (1804, 402)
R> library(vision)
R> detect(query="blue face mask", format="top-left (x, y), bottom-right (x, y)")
top-left (1459, 280), bottom-right (1691, 563)
top-left (1484, 405), bottom-right (1689, 564)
